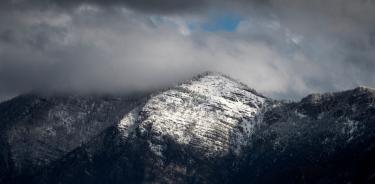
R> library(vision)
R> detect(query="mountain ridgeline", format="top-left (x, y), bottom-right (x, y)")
top-left (0, 72), bottom-right (374, 184)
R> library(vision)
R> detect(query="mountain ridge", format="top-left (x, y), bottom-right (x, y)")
top-left (0, 73), bottom-right (374, 184)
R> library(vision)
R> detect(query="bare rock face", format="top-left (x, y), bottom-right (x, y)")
top-left (0, 73), bottom-right (375, 184)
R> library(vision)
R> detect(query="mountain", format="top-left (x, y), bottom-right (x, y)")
top-left (0, 72), bottom-right (374, 184)
top-left (0, 93), bottom-right (148, 183)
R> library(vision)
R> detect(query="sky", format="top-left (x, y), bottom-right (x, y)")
top-left (1, 0), bottom-right (375, 101)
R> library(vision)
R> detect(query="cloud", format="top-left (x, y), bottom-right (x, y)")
top-left (0, 0), bottom-right (209, 13)
top-left (0, 0), bottom-right (375, 101)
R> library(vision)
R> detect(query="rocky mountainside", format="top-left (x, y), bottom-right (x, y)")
top-left (1, 72), bottom-right (374, 184)
top-left (0, 93), bottom-right (148, 183)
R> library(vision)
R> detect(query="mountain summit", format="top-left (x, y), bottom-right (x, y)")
top-left (1, 73), bottom-right (374, 184)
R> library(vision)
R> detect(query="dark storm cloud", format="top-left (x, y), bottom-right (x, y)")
top-left (0, 0), bottom-right (209, 13)
top-left (0, 0), bottom-right (375, 101)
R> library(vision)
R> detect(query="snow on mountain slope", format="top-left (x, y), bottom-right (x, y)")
top-left (3, 73), bottom-right (375, 184)
top-left (0, 94), bottom-right (147, 180)
top-left (119, 73), bottom-right (268, 157)
top-left (118, 106), bottom-right (142, 139)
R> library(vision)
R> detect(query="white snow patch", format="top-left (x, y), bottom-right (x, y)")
top-left (49, 109), bottom-right (75, 134)
top-left (138, 74), bottom-right (266, 157)
top-left (294, 110), bottom-right (307, 118)
top-left (118, 107), bottom-right (140, 139)
top-left (341, 119), bottom-right (360, 142)
top-left (148, 141), bottom-right (165, 157)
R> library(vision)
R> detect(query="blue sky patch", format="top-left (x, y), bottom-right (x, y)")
top-left (199, 13), bottom-right (243, 32)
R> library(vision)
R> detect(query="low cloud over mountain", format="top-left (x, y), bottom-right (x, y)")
top-left (1, 0), bottom-right (375, 101)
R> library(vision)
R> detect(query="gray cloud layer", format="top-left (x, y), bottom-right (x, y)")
top-left (0, 0), bottom-right (375, 101)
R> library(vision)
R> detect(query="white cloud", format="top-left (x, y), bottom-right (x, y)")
top-left (1, 1), bottom-right (375, 101)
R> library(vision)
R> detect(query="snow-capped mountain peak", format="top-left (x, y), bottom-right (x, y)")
top-left (119, 73), bottom-right (267, 157)
top-left (1, 73), bottom-right (375, 184)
